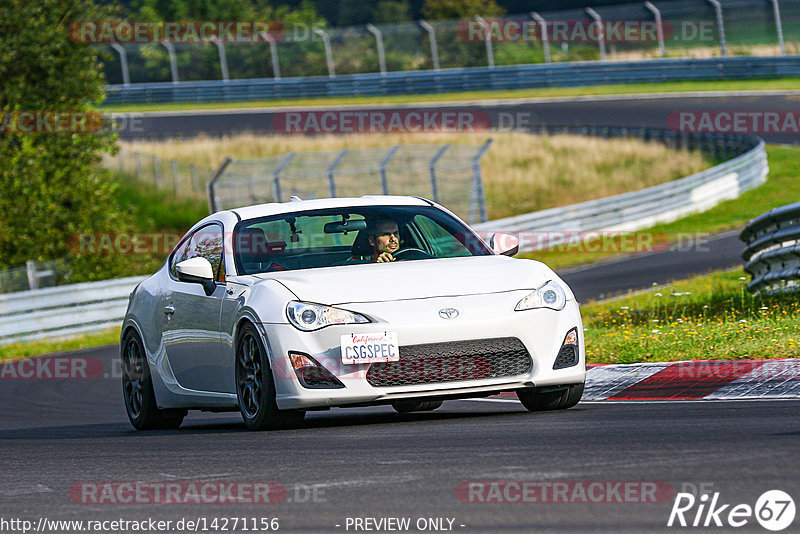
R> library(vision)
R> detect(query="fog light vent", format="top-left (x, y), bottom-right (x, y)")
top-left (553, 328), bottom-right (579, 370)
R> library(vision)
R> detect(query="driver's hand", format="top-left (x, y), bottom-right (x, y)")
top-left (376, 252), bottom-right (395, 263)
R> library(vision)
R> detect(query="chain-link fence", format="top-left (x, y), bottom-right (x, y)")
top-left (103, 149), bottom-right (214, 199)
top-left (208, 141), bottom-right (492, 224)
top-left (0, 260), bottom-right (70, 294)
top-left (100, 0), bottom-right (800, 85)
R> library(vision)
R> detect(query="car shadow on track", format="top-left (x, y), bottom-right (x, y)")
top-left (0, 403), bottom-right (589, 439)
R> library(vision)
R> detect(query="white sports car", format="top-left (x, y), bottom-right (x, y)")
top-left (121, 196), bottom-right (585, 430)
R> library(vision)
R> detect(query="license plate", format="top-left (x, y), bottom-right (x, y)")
top-left (341, 332), bottom-right (400, 365)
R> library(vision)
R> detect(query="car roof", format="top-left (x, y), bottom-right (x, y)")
top-left (229, 195), bottom-right (434, 222)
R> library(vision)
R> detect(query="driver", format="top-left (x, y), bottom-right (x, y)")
top-left (368, 218), bottom-right (400, 263)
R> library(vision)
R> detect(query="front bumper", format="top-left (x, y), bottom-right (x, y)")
top-left (262, 291), bottom-right (585, 410)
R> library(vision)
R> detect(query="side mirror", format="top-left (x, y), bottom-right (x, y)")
top-left (489, 233), bottom-right (519, 256)
top-left (176, 257), bottom-right (217, 295)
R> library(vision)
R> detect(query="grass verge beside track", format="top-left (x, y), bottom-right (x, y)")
top-left (0, 327), bottom-right (120, 361)
top-left (101, 78), bottom-right (800, 113)
top-left (582, 268), bottom-right (800, 364)
top-left (526, 144), bottom-right (800, 270)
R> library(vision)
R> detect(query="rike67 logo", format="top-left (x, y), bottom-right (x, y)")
top-left (668, 490), bottom-right (795, 531)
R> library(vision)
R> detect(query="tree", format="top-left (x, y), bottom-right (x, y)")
top-left (372, 1), bottom-right (413, 24)
top-left (0, 0), bottom-right (128, 280)
top-left (421, 0), bottom-right (505, 20)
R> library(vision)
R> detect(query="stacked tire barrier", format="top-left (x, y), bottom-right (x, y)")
top-left (741, 202), bottom-right (800, 294)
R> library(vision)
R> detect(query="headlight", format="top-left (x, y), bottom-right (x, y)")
top-left (515, 280), bottom-right (567, 311)
top-left (286, 301), bottom-right (370, 331)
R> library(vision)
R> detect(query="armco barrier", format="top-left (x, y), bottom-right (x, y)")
top-left (473, 130), bottom-right (767, 248)
top-left (104, 56), bottom-right (800, 105)
top-left (741, 202), bottom-right (800, 294)
top-left (0, 276), bottom-right (147, 345)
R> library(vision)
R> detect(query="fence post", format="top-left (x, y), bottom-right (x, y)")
top-left (419, 20), bottom-right (440, 71)
top-left (585, 8), bottom-right (607, 60)
top-left (207, 157), bottom-right (233, 213)
top-left (135, 152), bottom-right (142, 179)
top-left (273, 152), bottom-right (295, 202)
top-left (313, 28), bottom-right (336, 78)
top-left (643, 2), bottom-right (666, 57)
top-left (260, 31), bottom-right (281, 79)
top-left (470, 139), bottom-right (493, 224)
top-left (379, 145), bottom-right (401, 194)
top-left (474, 16), bottom-right (495, 68)
top-left (190, 165), bottom-right (199, 193)
top-left (159, 40), bottom-right (180, 82)
top-left (327, 149), bottom-right (349, 197)
top-left (153, 156), bottom-right (162, 188)
top-left (110, 43), bottom-right (131, 85)
top-left (429, 144), bottom-right (450, 203)
top-left (706, 0), bottom-right (727, 57)
top-left (212, 38), bottom-right (230, 81)
top-left (366, 24), bottom-right (387, 75)
top-left (530, 12), bottom-right (550, 63)
top-left (26, 260), bottom-right (39, 290)
top-left (171, 160), bottom-right (180, 193)
top-left (771, 0), bottom-right (785, 56)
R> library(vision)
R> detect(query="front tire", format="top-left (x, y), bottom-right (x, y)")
top-left (121, 331), bottom-right (186, 430)
top-left (517, 383), bottom-right (584, 412)
top-left (391, 400), bottom-right (443, 413)
top-left (236, 324), bottom-right (305, 431)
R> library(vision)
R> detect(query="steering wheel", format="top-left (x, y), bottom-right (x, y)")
top-left (392, 247), bottom-right (434, 260)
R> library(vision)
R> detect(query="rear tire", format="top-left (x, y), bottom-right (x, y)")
top-left (391, 400), bottom-right (443, 413)
top-left (517, 383), bottom-right (584, 412)
top-left (236, 324), bottom-right (305, 431)
top-left (121, 331), bottom-right (186, 430)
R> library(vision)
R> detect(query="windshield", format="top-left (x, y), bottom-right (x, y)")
top-left (233, 205), bottom-right (492, 275)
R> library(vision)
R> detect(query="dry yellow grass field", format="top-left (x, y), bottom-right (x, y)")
top-left (120, 132), bottom-right (708, 220)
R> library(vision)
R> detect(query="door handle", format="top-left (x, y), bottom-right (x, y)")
top-left (164, 305), bottom-right (175, 315)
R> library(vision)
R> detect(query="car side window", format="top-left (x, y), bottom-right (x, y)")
top-left (170, 224), bottom-right (225, 282)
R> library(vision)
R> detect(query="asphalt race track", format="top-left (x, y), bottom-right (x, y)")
top-left (119, 92), bottom-right (800, 145)
top-left (560, 230), bottom-right (744, 303)
top-left (3, 93), bottom-right (796, 532)
top-left (1, 345), bottom-right (799, 533)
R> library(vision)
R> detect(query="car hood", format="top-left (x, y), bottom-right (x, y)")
top-left (252, 256), bottom-right (559, 305)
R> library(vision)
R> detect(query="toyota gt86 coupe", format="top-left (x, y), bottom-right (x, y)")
top-left (121, 196), bottom-right (585, 430)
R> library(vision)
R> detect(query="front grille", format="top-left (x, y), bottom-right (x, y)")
top-left (366, 337), bottom-right (532, 388)
top-left (553, 345), bottom-right (578, 369)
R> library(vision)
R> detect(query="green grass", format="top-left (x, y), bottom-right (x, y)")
top-left (525, 144), bottom-right (800, 271)
top-left (0, 327), bottom-right (120, 361)
top-left (101, 78), bottom-right (800, 113)
top-left (582, 268), bottom-right (800, 364)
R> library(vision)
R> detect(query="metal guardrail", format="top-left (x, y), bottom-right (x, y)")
top-left (0, 276), bottom-right (146, 345)
top-left (741, 202), bottom-right (800, 293)
top-left (104, 56), bottom-right (800, 105)
top-left (473, 129), bottom-right (767, 251)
